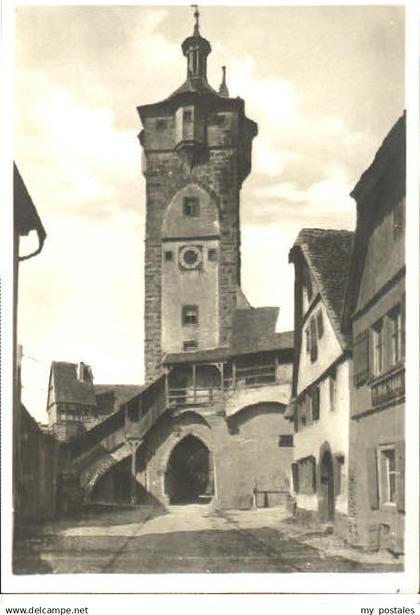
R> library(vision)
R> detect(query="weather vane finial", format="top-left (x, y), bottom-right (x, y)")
top-left (191, 4), bottom-right (200, 35)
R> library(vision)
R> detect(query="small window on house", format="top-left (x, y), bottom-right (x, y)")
top-left (316, 310), bottom-right (324, 338)
top-left (389, 305), bottom-right (403, 366)
top-left (310, 316), bottom-right (318, 362)
top-left (60, 413), bottom-right (66, 422)
top-left (372, 319), bottom-right (384, 377)
top-left (183, 340), bottom-right (198, 352)
top-left (164, 250), bottom-right (173, 262)
top-left (156, 119), bottom-right (168, 131)
top-left (279, 435), bottom-right (294, 447)
top-left (208, 248), bottom-right (217, 262)
top-left (379, 447), bottom-right (397, 505)
top-left (182, 305), bottom-right (199, 326)
top-left (305, 328), bottom-right (310, 354)
top-left (311, 386), bottom-right (320, 421)
top-left (329, 368), bottom-right (337, 411)
top-left (183, 110), bottom-right (193, 122)
top-left (392, 200), bottom-right (404, 240)
top-left (183, 197), bottom-right (199, 217)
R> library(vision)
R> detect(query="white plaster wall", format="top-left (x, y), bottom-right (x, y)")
top-left (297, 302), bottom-right (342, 393)
top-left (225, 382), bottom-right (291, 418)
top-left (161, 238), bottom-right (220, 353)
top-left (294, 359), bottom-right (351, 515)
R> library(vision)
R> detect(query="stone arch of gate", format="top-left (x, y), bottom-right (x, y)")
top-left (81, 442), bottom-right (133, 502)
top-left (158, 418), bottom-right (214, 505)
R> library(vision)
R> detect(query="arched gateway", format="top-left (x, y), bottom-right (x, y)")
top-left (164, 435), bottom-right (214, 504)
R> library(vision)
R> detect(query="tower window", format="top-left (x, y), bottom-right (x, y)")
top-left (182, 305), bottom-right (199, 326)
top-left (183, 340), bottom-right (198, 352)
top-left (183, 197), bottom-right (199, 217)
top-left (208, 248), bottom-right (217, 262)
top-left (183, 110), bottom-right (193, 122)
top-left (164, 250), bottom-right (173, 262)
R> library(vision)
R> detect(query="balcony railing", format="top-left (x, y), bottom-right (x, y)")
top-left (371, 365), bottom-right (405, 408)
top-left (168, 364), bottom-right (278, 408)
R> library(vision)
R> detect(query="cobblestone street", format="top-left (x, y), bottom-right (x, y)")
top-left (14, 504), bottom-right (403, 574)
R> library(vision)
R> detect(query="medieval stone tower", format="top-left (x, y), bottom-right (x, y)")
top-left (138, 10), bottom-right (257, 382)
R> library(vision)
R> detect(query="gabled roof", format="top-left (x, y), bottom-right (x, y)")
top-left (290, 229), bottom-right (354, 348)
top-left (50, 362), bottom-right (97, 407)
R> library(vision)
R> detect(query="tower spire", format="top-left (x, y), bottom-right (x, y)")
top-left (182, 5), bottom-right (211, 82)
top-left (191, 4), bottom-right (200, 36)
top-left (218, 66), bottom-right (229, 97)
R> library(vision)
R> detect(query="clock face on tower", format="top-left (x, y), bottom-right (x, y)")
top-left (179, 245), bottom-right (203, 270)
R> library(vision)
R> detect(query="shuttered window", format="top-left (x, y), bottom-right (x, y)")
top-left (353, 330), bottom-right (370, 386)
top-left (395, 441), bottom-right (405, 512)
top-left (366, 446), bottom-right (379, 509)
top-left (311, 386), bottom-right (320, 422)
top-left (310, 316), bottom-right (318, 362)
top-left (291, 463), bottom-right (299, 493)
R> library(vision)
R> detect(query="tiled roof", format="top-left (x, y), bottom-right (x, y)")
top-left (236, 285), bottom-right (251, 309)
top-left (163, 347), bottom-right (231, 365)
top-left (291, 229), bottom-right (354, 347)
top-left (162, 309), bottom-right (294, 366)
top-left (51, 362), bottom-right (96, 407)
top-left (94, 384), bottom-right (145, 411)
top-left (231, 307), bottom-right (293, 355)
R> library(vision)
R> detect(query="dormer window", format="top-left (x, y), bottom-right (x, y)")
top-left (183, 197), bottom-right (199, 217)
top-left (183, 110), bottom-right (193, 122)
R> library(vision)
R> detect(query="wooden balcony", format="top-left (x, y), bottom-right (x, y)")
top-left (167, 363), bottom-right (278, 408)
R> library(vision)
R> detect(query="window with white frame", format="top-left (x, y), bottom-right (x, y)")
top-left (182, 305), bottom-right (199, 326)
top-left (372, 319), bottom-right (384, 377)
top-left (378, 446), bottom-right (397, 505)
top-left (389, 305), bottom-right (402, 366)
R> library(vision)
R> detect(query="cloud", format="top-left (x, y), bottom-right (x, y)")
top-left (16, 69), bottom-right (143, 223)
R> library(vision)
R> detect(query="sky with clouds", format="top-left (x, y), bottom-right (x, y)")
top-left (15, 5), bottom-right (404, 422)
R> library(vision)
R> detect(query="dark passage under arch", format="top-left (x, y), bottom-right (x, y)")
top-left (165, 435), bottom-right (213, 504)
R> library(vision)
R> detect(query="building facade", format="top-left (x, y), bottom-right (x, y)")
top-left (343, 114), bottom-right (405, 553)
top-left (47, 360), bottom-right (144, 442)
top-left (288, 229), bottom-right (354, 537)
